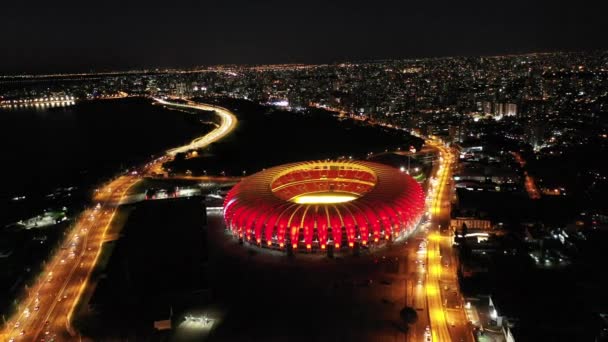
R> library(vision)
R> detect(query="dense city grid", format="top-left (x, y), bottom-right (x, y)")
top-left (1, 51), bottom-right (608, 341)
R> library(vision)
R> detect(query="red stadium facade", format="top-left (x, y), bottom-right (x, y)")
top-left (223, 161), bottom-right (426, 252)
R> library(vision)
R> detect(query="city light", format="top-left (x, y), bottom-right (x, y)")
top-left (0, 99), bottom-right (239, 342)
top-left (2, 47), bottom-right (602, 342)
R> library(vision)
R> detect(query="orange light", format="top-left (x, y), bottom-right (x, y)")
top-left (306, 244), bottom-right (311, 249)
top-left (385, 234), bottom-right (389, 240)
top-left (279, 242), bottom-right (284, 248)
top-left (374, 237), bottom-right (379, 242)
top-left (362, 240), bottom-right (367, 245)
top-left (348, 242), bottom-right (354, 247)
top-left (335, 244), bottom-right (340, 248)
top-left (256, 239), bottom-right (261, 244)
top-left (292, 243), bottom-right (297, 249)
top-left (267, 241), bottom-right (272, 246)
top-left (321, 244), bottom-right (326, 249)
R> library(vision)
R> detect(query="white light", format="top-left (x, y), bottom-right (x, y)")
top-left (292, 194), bottom-right (357, 204)
top-left (270, 100), bottom-right (289, 107)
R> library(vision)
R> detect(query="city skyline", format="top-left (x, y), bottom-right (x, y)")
top-left (1, 3), bottom-right (607, 339)
top-left (2, 0), bottom-right (607, 74)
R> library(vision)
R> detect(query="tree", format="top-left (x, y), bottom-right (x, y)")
top-left (400, 306), bottom-right (418, 325)
top-left (461, 223), bottom-right (468, 237)
top-left (174, 152), bottom-right (187, 162)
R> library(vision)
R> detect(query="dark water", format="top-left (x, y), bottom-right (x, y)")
top-left (0, 97), bottom-right (211, 225)
top-left (166, 98), bottom-right (424, 176)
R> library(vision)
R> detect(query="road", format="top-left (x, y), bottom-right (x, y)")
top-left (511, 151), bottom-right (541, 199)
top-left (1, 100), bottom-right (470, 342)
top-left (154, 98), bottom-right (238, 156)
top-left (1, 176), bottom-right (139, 342)
top-left (422, 140), bottom-right (472, 342)
top-left (1, 98), bottom-right (238, 342)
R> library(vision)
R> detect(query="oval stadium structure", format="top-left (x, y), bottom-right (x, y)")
top-left (223, 160), bottom-right (425, 252)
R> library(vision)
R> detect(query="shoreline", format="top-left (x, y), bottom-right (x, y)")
top-left (0, 98), bottom-right (239, 341)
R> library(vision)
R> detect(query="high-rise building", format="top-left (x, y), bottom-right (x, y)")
top-left (480, 102), bottom-right (518, 120)
top-left (482, 101), bottom-right (493, 115)
top-left (524, 120), bottom-right (545, 149)
top-left (175, 82), bottom-right (188, 97)
top-left (449, 125), bottom-right (466, 143)
top-left (505, 103), bottom-right (517, 117)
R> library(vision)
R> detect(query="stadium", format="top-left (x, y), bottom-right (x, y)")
top-left (223, 160), bottom-right (425, 252)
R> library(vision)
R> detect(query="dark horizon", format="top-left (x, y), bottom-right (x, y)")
top-left (2, 0), bottom-right (607, 75)
top-left (2, 48), bottom-right (606, 78)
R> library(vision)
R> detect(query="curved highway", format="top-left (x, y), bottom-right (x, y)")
top-left (1, 98), bottom-right (238, 342)
top-left (154, 98), bottom-right (238, 156)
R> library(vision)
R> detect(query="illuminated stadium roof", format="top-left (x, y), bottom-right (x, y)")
top-left (223, 160), bottom-right (425, 252)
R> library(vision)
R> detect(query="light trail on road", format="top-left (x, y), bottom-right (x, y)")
top-left (511, 151), bottom-right (541, 200)
top-left (1, 98), bottom-right (239, 342)
top-left (1, 176), bottom-right (140, 342)
top-left (423, 139), bottom-right (473, 342)
top-left (154, 98), bottom-right (238, 156)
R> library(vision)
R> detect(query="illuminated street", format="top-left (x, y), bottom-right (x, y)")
top-left (2, 8), bottom-right (606, 339)
top-left (1, 176), bottom-right (139, 342)
top-left (153, 98), bottom-right (238, 156)
top-left (0, 99), bottom-right (238, 342)
top-left (423, 140), bottom-right (472, 342)
top-left (511, 151), bottom-right (541, 200)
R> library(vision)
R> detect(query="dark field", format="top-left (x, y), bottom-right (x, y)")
top-left (82, 198), bottom-right (208, 339)
top-left (80, 200), bottom-right (425, 341)
top-left (165, 99), bottom-right (423, 176)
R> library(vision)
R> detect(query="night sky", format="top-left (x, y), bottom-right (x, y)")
top-left (2, 0), bottom-right (606, 74)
